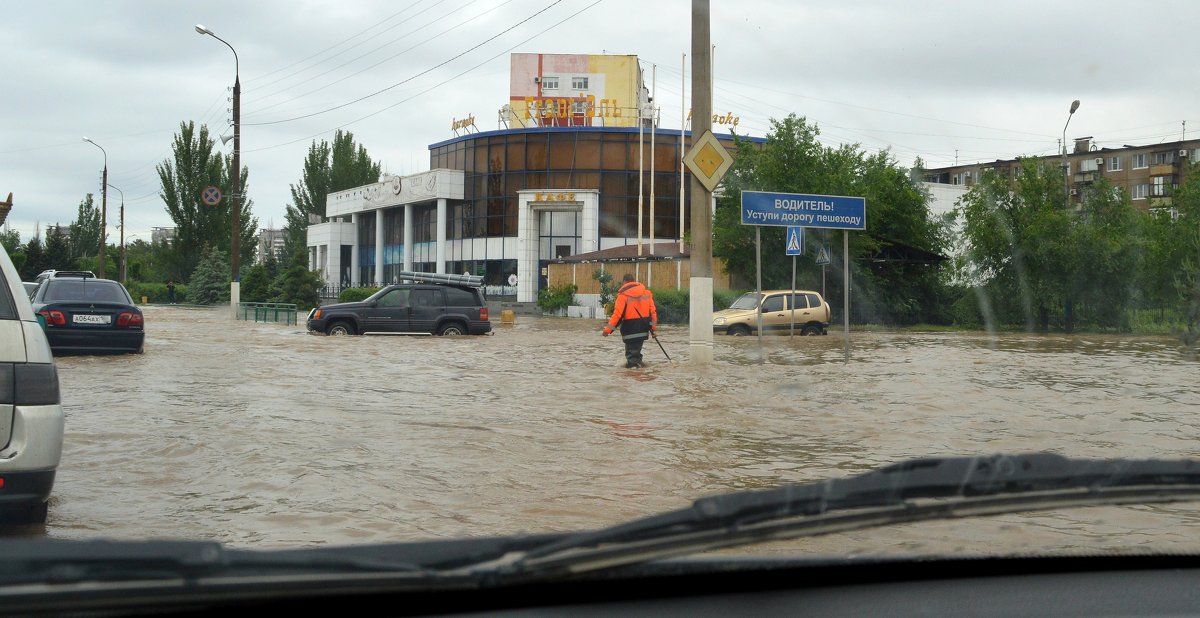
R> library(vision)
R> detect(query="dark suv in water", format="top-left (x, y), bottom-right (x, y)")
top-left (306, 272), bottom-right (492, 337)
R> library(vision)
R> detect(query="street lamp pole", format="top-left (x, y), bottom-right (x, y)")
top-left (82, 137), bottom-right (107, 277)
top-left (1062, 99), bottom-right (1080, 207)
top-left (107, 183), bottom-right (125, 283)
top-left (195, 24), bottom-right (241, 315)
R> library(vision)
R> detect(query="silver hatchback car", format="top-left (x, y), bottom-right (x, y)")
top-left (0, 246), bottom-right (64, 524)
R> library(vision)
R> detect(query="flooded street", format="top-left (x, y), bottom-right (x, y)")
top-left (21, 305), bottom-right (1200, 556)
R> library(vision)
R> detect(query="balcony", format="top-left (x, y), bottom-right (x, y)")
top-left (1150, 163), bottom-right (1175, 176)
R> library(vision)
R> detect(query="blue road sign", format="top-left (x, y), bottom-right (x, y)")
top-left (786, 226), bottom-right (804, 256)
top-left (741, 191), bottom-right (866, 230)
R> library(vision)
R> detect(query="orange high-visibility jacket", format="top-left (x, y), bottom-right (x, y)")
top-left (607, 281), bottom-right (657, 340)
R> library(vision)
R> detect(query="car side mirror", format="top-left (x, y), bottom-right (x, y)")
top-left (369, 300), bottom-right (378, 308)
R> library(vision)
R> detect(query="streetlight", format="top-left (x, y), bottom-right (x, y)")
top-left (82, 137), bottom-right (108, 277)
top-left (195, 24), bottom-right (241, 314)
top-left (107, 183), bottom-right (125, 283)
top-left (1062, 99), bottom-right (1080, 206)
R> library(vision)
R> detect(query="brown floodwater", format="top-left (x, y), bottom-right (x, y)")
top-left (13, 305), bottom-right (1200, 557)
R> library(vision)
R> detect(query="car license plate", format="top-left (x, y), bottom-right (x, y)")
top-left (73, 314), bottom-right (110, 325)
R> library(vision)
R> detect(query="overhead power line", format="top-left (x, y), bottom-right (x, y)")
top-left (244, 0), bottom-right (565, 127)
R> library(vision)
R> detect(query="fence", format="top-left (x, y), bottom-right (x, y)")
top-left (238, 302), bottom-right (298, 325)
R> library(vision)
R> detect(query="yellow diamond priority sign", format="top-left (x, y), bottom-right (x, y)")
top-left (683, 130), bottom-right (734, 192)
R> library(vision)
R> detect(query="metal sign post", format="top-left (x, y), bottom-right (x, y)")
top-left (786, 226), bottom-right (803, 337)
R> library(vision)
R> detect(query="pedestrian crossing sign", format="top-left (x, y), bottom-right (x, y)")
top-left (816, 245), bottom-right (832, 265)
top-left (786, 226), bottom-right (803, 256)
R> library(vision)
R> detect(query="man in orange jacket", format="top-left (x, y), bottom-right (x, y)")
top-left (602, 273), bottom-right (658, 368)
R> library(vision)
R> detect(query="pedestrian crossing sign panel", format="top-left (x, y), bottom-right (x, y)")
top-left (786, 226), bottom-right (803, 256)
top-left (816, 245), bottom-right (831, 265)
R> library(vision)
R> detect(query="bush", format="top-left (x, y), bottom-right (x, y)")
top-left (713, 289), bottom-right (744, 312)
top-left (649, 287), bottom-right (689, 324)
top-left (126, 281), bottom-right (189, 304)
top-left (537, 283), bottom-right (577, 314)
top-left (339, 287), bottom-right (381, 303)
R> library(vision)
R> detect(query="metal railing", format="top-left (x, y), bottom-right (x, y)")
top-left (238, 302), bottom-right (298, 325)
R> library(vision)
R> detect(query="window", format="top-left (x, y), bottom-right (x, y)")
top-left (410, 289), bottom-right (442, 307)
top-left (571, 76), bottom-right (589, 90)
top-left (1133, 153), bottom-right (1147, 169)
top-left (789, 294), bottom-right (809, 310)
top-left (1152, 151), bottom-right (1176, 165)
top-left (377, 288), bottom-right (409, 307)
top-left (1132, 183), bottom-right (1149, 199)
top-left (762, 295), bottom-right (785, 313)
top-left (1151, 176), bottom-right (1172, 197)
top-left (442, 287), bottom-right (478, 308)
top-left (541, 76), bottom-right (558, 90)
top-left (572, 100), bottom-right (588, 114)
top-left (1108, 156), bottom-right (1122, 172)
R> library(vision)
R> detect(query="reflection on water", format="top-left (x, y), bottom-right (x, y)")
top-left (19, 306), bottom-right (1200, 556)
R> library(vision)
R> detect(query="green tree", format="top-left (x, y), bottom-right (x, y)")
top-left (187, 246), bottom-right (230, 305)
top-left (157, 121), bottom-right (257, 280)
top-left (282, 130), bottom-right (381, 260)
top-left (68, 193), bottom-right (101, 262)
top-left (19, 231), bottom-right (48, 280)
top-left (271, 247), bottom-right (322, 310)
top-left (1, 226), bottom-right (20, 255)
top-left (240, 262), bottom-right (271, 303)
top-left (44, 226), bottom-right (73, 271)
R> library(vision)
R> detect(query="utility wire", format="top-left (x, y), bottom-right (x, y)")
top-left (246, 0), bottom-right (602, 153)
top-left (246, 0), bottom-right (512, 119)
top-left (244, 0), bottom-right (565, 127)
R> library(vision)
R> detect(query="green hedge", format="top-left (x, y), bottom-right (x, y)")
top-left (126, 281), bottom-right (189, 304)
top-left (647, 288), bottom-right (748, 324)
top-left (339, 287), bottom-right (381, 303)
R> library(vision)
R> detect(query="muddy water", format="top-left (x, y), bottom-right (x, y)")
top-left (20, 306), bottom-right (1200, 556)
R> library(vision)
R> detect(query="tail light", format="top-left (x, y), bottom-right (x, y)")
top-left (37, 310), bottom-right (66, 326)
top-left (479, 307), bottom-right (489, 321)
top-left (116, 312), bottom-right (144, 327)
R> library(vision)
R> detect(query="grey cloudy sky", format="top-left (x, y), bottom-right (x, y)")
top-left (3, 0), bottom-right (1197, 245)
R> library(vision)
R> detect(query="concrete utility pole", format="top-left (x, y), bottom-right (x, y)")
top-left (688, 0), bottom-right (714, 364)
top-left (196, 24), bottom-right (241, 316)
top-left (83, 137), bottom-right (108, 277)
top-left (107, 183), bottom-right (125, 283)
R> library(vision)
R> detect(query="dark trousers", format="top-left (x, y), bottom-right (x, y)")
top-left (623, 337), bottom-right (646, 368)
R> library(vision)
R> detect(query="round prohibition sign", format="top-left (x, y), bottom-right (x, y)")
top-left (201, 185), bottom-right (222, 206)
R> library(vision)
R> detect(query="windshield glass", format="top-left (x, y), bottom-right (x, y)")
top-left (5, 0), bottom-right (1200, 592)
top-left (728, 293), bottom-right (761, 310)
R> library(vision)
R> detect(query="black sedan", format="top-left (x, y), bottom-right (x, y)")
top-left (30, 275), bottom-right (145, 354)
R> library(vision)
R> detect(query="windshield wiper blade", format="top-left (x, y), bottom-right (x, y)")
top-left (491, 453), bottom-right (1200, 579)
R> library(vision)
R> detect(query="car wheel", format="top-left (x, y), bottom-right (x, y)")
top-left (727, 324), bottom-right (751, 336)
top-left (801, 324), bottom-right (822, 336)
top-left (437, 322), bottom-right (467, 336)
top-left (327, 321), bottom-right (356, 336)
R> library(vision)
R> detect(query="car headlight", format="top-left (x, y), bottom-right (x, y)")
top-left (713, 317), bottom-right (726, 325)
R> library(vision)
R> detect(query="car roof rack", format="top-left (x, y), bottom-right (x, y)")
top-left (47, 270), bottom-right (96, 279)
top-left (397, 271), bottom-right (483, 287)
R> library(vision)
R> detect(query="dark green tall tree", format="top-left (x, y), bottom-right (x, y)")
top-left (283, 130), bottom-right (381, 260)
top-left (157, 121), bottom-right (257, 281)
top-left (19, 231), bottom-right (48, 280)
top-left (68, 193), bottom-right (101, 262)
top-left (188, 246), bottom-right (230, 305)
top-left (44, 226), bottom-right (73, 271)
